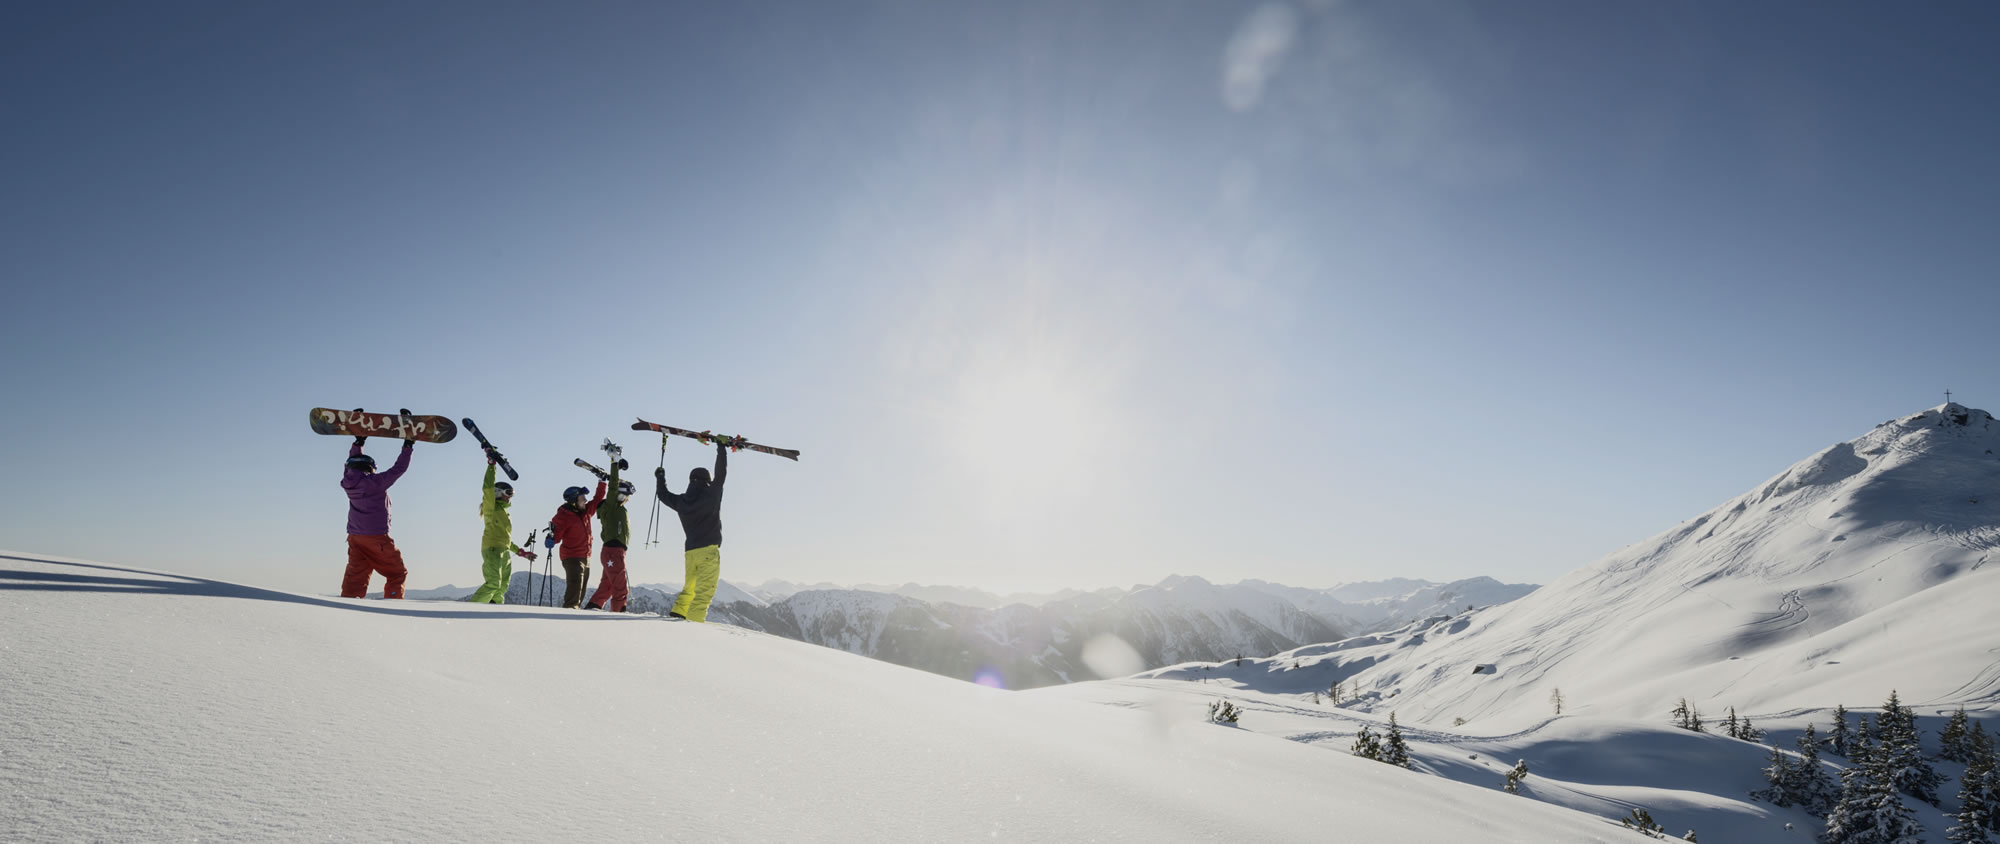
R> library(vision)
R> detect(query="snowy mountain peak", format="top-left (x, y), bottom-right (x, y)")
top-left (1153, 574), bottom-right (1213, 590)
top-left (1295, 404), bottom-right (2000, 727)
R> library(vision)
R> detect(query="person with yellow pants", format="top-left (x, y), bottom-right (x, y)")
top-left (654, 436), bottom-right (732, 622)
top-left (469, 453), bottom-right (536, 604)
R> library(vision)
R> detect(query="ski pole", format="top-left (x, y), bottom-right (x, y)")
top-left (647, 432), bottom-right (666, 548)
top-left (542, 529), bottom-right (557, 607)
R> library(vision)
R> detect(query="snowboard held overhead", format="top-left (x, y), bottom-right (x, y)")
top-left (310, 407), bottom-right (457, 443)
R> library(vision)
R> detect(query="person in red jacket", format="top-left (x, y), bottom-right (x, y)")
top-left (548, 482), bottom-right (605, 609)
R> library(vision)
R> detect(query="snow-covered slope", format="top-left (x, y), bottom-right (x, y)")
top-left (0, 551), bottom-right (1622, 842)
top-left (1207, 404), bottom-right (2000, 730)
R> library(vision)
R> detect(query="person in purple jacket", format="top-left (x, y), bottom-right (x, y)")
top-left (340, 433), bottom-right (415, 599)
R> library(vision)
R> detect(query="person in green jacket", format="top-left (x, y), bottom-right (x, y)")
top-left (469, 453), bottom-right (537, 604)
top-left (585, 448), bottom-right (634, 612)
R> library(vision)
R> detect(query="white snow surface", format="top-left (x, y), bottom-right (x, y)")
top-left (0, 551), bottom-right (1620, 843)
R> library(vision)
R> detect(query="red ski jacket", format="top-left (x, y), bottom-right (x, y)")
top-left (549, 481), bottom-right (606, 559)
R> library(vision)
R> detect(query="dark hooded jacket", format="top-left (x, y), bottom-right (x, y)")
top-left (659, 443), bottom-right (727, 551)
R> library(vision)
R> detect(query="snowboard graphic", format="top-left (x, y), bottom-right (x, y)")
top-left (309, 408), bottom-right (457, 443)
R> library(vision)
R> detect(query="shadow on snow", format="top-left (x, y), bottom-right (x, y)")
top-left (0, 553), bottom-right (616, 622)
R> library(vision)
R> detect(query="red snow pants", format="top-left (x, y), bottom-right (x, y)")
top-left (588, 545), bottom-right (628, 612)
top-left (343, 534), bottom-right (407, 599)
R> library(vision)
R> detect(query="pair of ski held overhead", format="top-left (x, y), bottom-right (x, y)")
top-left (318, 408), bottom-right (796, 621)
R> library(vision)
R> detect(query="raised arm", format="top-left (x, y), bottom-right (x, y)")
top-left (378, 440), bottom-right (415, 488)
top-left (481, 461), bottom-right (496, 513)
top-left (713, 441), bottom-right (728, 486)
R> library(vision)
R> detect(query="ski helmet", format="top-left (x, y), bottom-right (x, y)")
top-left (563, 485), bottom-right (589, 503)
top-left (494, 481), bottom-right (514, 499)
top-left (689, 467), bottom-right (711, 486)
top-left (346, 454), bottom-right (377, 471)
top-left (617, 481), bottom-right (636, 498)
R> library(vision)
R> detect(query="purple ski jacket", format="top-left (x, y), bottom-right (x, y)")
top-left (342, 441), bottom-right (412, 536)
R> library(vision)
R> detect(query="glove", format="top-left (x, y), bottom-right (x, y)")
top-left (543, 532), bottom-right (556, 549)
top-left (616, 458), bottom-right (629, 471)
top-left (353, 436), bottom-right (368, 447)
top-left (403, 438), bottom-right (415, 448)
top-left (654, 467), bottom-right (666, 478)
top-left (486, 450), bottom-right (497, 465)
top-left (516, 548), bottom-right (536, 561)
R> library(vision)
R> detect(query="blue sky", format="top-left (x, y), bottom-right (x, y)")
top-left (4, 0), bottom-right (1998, 595)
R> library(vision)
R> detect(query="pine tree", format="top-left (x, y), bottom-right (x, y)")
top-left (1503, 759), bottom-right (1529, 794)
top-left (1876, 691), bottom-right (1943, 805)
top-left (1756, 744), bottom-right (1796, 807)
top-left (1947, 730), bottom-right (1994, 844)
top-left (1824, 740), bottom-right (1927, 844)
top-left (1723, 707), bottom-right (1741, 739)
top-left (1549, 687), bottom-right (1564, 715)
top-left (1383, 713), bottom-right (1413, 769)
top-left (1671, 698), bottom-right (1705, 732)
top-left (1207, 699), bottom-right (1241, 724)
top-left (1620, 808), bottom-right (1668, 839)
top-left (1739, 715), bottom-right (1762, 743)
top-left (1351, 726), bottom-right (1382, 761)
top-left (1942, 707), bottom-right (1972, 764)
top-left (1832, 704), bottom-right (1854, 758)
top-left (1793, 723), bottom-right (1837, 815)
top-left (1973, 724), bottom-right (2000, 833)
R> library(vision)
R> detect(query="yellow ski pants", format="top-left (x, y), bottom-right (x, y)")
top-left (672, 545), bottom-right (722, 623)
top-left (469, 547), bottom-right (511, 604)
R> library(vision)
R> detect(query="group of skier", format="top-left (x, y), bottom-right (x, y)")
top-left (338, 432), bottom-right (734, 623)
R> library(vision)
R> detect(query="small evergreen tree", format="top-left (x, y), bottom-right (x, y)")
top-left (1792, 723), bottom-right (1837, 815)
top-left (1947, 731), bottom-right (1995, 844)
top-left (1824, 744), bottom-right (1927, 844)
top-left (1755, 744), bottom-right (1796, 807)
top-left (1682, 831), bottom-right (1698, 842)
top-left (1875, 690), bottom-right (1943, 805)
top-left (1383, 713), bottom-right (1413, 769)
top-left (1502, 759), bottom-right (1529, 794)
top-left (1942, 706), bottom-right (1973, 763)
top-left (1351, 726), bottom-right (1382, 761)
top-left (1207, 699), bottom-right (1241, 724)
top-left (1550, 687), bottom-right (1564, 715)
top-left (1671, 698), bottom-right (1705, 732)
top-left (1739, 714), bottom-right (1762, 743)
top-left (1620, 807), bottom-right (1668, 839)
top-left (1973, 724), bottom-right (2000, 833)
top-left (1723, 707), bottom-right (1741, 739)
top-left (1832, 704), bottom-right (1853, 758)
top-left (1312, 691), bottom-right (1321, 705)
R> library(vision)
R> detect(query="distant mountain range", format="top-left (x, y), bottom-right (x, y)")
top-left (416, 571), bottom-right (1537, 689)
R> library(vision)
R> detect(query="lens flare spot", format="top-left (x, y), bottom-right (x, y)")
top-left (973, 669), bottom-right (1007, 689)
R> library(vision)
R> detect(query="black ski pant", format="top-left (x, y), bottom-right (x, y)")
top-left (561, 557), bottom-right (590, 609)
